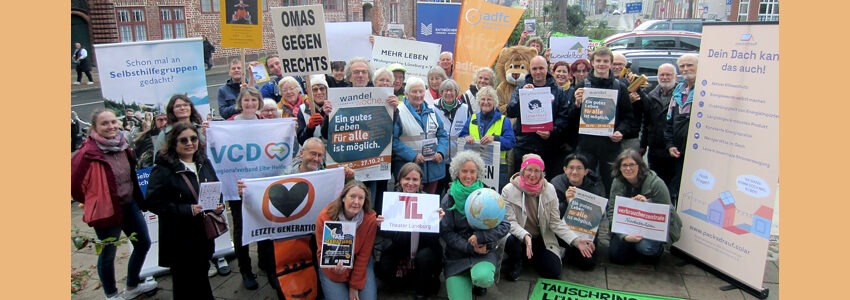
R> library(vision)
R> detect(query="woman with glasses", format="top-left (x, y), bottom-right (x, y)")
top-left (261, 99), bottom-right (282, 119)
top-left (277, 76), bottom-right (305, 119)
top-left (501, 154), bottom-right (595, 281)
top-left (607, 149), bottom-right (681, 265)
top-left (550, 153), bottom-right (606, 270)
top-left (155, 94), bottom-right (206, 154)
top-left (146, 122), bottom-right (223, 299)
top-left (297, 75), bottom-right (330, 145)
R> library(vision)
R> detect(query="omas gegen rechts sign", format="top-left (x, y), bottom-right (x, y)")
top-left (271, 5), bottom-right (330, 77)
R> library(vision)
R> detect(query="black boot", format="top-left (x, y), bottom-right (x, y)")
top-left (473, 286), bottom-right (487, 296)
top-left (506, 259), bottom-right (522, 281)
top-left (241, 272), bottom-right (259, 290)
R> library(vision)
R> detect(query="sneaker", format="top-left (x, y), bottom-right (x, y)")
top-left (87, 82), bottom-right (94, 85)
top-left (208, 261), bottom-right (218, 277)
top-left (73, 82), bottom-right (81, 85)
top-left (472, 286), bottom-right (487, 296)
top-left (105, 292), bottom-right (126, 300)
top-left (123, 281), bottom-right (158, 300)
top-left (242, 272), bottom-right (259, 290)
top-left (217, 257), bottom-right (231, 275)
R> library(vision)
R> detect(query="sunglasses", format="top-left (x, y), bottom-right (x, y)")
top-left (179, 136), bottom-right (199, 145)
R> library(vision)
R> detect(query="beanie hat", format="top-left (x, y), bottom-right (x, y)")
top-left (310, 74), bottom-right (328, 88)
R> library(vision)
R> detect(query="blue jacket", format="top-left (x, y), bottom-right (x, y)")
top-left (392, 101), bottom-right (449, 184)
top-left (458, 109), bottom-right (515, 152)
top-left (217, 79), bottom-right (241, 120)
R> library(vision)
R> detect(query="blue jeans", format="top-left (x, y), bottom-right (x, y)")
top-left (318, 258), bottom-right (377, 300)
top-left (93, 202), bottom-right (151, 296)
top-left (608, 235), bottom-right (664, 265)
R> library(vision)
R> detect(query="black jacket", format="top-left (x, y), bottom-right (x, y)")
top-left (506, 73), bottom-right (573, 153)
top-left (573, 71), bottom-right (638, 150)
top-left (642, 83), bottom-right (675, 157)
top-left (550, 172), bottom-right (606, 218)
top-left (664, 82), bottom-right (693, 156)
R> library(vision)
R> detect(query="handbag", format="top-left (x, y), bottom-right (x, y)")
top-left (82, 163), bottom-right (121, 228)
top-left (181, 173), bottom-right (228, 240)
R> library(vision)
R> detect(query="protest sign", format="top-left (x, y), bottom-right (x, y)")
top-left (250, 63), bottom-right (270, 84)
top-left (519, 87), bottom-right (554, 132)
top-left (326, 87), bottom-right (395, 181)
top-left (271, 5), bottom-right (329, 77)
top-left (241, 168), bottom-right (345, 245)
top-left (579, 88), bottom-right (619, 136)
top-left (456, 140), bottom-right (502, 192)
top-left (320, 221), bottom-right (356, 268)
top-left (564, 188), bottom-right (608, 241)
top-left (220, 0), bottom-right (263, 48)
top-left (524, 18), bottom-right (537, 36)
top-left (387, 23), bottom-right (404, 38)
top-left (326, 22), bottom-right (372, 62)
top-left (371, 36), bottom-right (441, 80)
top-left (380, 192), bottom-right (441, 233)
top-left (612, 196), bottom-right (670, 242)
top-left (549, 36), bottom-right (590, 63)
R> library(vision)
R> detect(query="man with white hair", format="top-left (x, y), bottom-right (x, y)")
top-left (642, 63), bottom-right (678, 187)
top-left (439, 51), bottom-right (454, 78)
top-left (665, 54), bottom-right (699, 206)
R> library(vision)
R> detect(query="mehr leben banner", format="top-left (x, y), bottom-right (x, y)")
top-left (94, 38), bottom-right (211, 119)
top-left (454, 0), bottom-right (525, 93)
top-left (549, 36), bottom-right (590, 64)
top-left (673, 23), bottom-right (778, 293)
top-left (220, 0), bottom-right (263, 48)
top-left (456, 139), bottom-right (502, 192)
top-left (370, 36), bottom-right (442, 81)
top-left (270, 5), bottom-right (330, 77)
top-left (564, 188), bottom-right (608, 242)
top-left (205, 118), bottom-right (297, 201)
top-left (241, 168), bottom-right (345, 245)
top-left (611, 196), bottom-right (670, 242)
top-left (519, 87), bottom-right (554, 132)
top-left (325, 87), bottom-right (395, 181)
top-left (579, 87), bottom-right (619, 136)
top-left (380, 192), bottom-right (441, 233)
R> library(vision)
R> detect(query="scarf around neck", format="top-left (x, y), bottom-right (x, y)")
top-left (338, 209), bottom-right (364, 227)
top-left (90, 131), bottom-right (129, 153)
top-left (449, 179), bottom-right (483, 217)
top-left (517, 175), bottom-right (543, 196)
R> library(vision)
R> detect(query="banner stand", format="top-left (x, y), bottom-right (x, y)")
top-left (670, 246), bottom-right (769, 299)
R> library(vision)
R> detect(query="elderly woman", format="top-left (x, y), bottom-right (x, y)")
top-left (227, 87), bottom-right (263, 120)
top-left (277, 76), bottom-right (305, 118)
top-left (550, 153), bottom-right (606, 270)
top-left (570, 59), bottom-right (592, 85)
top-left (441, 151), bottom-right (510, 298)
top-left (459, 86), bottom-right (515, 192)
top-left (607, 149), bottom-right (682, 265)
top-left (71, 109), bottom-right (156, 300)
top-left (261, 98), bottom-right (281, 119)
top-left (392, 77), bottom-right (449, 195)
top-left (297, 75), bottom-right (330, 145)
top-left (425, 66), bottom-right (448, 106)
top-left (460, 67), bottom-right (495, 114)
top-left (502, 154), bottom-right (595, 281)
top-left (376, 163), bottom-right (444, 300)
top-left (146, 122), bottom-right (223, 299)
top-left (316, 181), bottom-right (379, 300)
top-left (434, 79), bottom-right (471, 195)
top-left (552, 61), bottom-right (572, 90)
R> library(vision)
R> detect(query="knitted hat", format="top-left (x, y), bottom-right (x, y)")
top-left (310, 74), bottom-right (328, 88)
top-left (387, 63), bottom-right (407, 74)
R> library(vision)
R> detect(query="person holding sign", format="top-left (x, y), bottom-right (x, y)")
top-left (550, 153), bottom-right (606, 270)
top-left (502, 154), bottom-right (595, 281)
top-left (345, 57), bottom-right (374, 88)
top-left (434, 79), bottom-right (472, 195)
top-left (392, 77), bottom-right (449, 195)
top-left (606, 149), bottom-right (681, 265)
top-left (441, 151), bottom-right (510, 298)
top-left (459, 86), bottom-right (515, 192)
top-left (315, 181), bottom-right (379, 300)
top-left (297, 75), bottom-right (330, 145)
top-left (146, 122), bottom-right (223, 299)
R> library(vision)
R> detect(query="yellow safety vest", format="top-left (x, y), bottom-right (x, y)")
top-left (469, 114), bottom-right (508, 164)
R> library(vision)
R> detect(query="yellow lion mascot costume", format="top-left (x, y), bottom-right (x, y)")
top-left (494, 46), bottom-right (538, 114)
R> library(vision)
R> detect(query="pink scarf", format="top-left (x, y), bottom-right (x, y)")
top-left (90, 131), bottom-right (128, 153)
top-left (517, 175), bottom-right (543, 196)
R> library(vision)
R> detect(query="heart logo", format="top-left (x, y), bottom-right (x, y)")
top-left (265, 142), bottom-right (290, 161)
top-left (267, 182), bottom-right (309, 217)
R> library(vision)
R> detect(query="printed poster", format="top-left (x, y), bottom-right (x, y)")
top-left (564, 188), bottom-right (608, 241)
top-left (387, 23), bottom-right (405, 38)
top-left (524, 18), bottom-right (536, 36)
top-left (205, 119), bottom-right (297, 201)
top-left (416, 2), bottom-right (461, 55)
top-left (198, 182), bottom-right (223, 211)
top-left (549, 36), bottom-right (590, 63)
top-left (326, 22), bottom-right (372, 62)
top-left (456, 140), bottom-right (502, 192)
top-left (241, 168), bottom-right (345, 245)
top-left (326, 87), bottom-right (395, 181)
top-left (220, 0), bottom-right (263, 48)
top-left (519, 87), bottom-right (554, 132)
top-left (271, 5), bottom-right (330, 77)
top-left (320, 221), bottom-right (356, 268)
top-left (611, 196), bottom-right (670, 242)
top-left (371, 36), bottom-right (442, 81)
top-left (94, 38), bottom-right (211, 120)
top-left (579, 88), bottom-right (619, 136)
top-left (380, 192), bottom-right (441, 233)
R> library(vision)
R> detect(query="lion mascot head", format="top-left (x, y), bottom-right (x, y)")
top-left (494, 46), bottom-right (538, 114)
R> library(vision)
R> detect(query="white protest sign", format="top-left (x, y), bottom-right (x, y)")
top-left (271, 5), bottom-right (329, 77)
top-left (611, 196), bottom-right (670, 242)
top-left (380, 192), bottom-right (441, 233)
top-left (326, 22), bottom-right (373, 62)
top-left (371, 36), bottom-right (441, 80)
top-left (549, 36), bottom-right (590, 64)
top-left (579, 88), bottom-right (619, 136)
top-left (456, 140), bottom-right (502, 192)
top-left (519, 87), bottom-right (554, 133)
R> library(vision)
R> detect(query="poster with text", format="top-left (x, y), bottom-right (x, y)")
top-left (524, 18), bottom-right (536, 36)
top-left (416, 2), bottom-right (461, 55)
top-left (271, 5), bottom-right (329, 77)
top-left (241, 168), bottom-right (345, 245)
top-left (326, 87), bottom-right (395, 181)
top-left (94, 38), bottom-right (210, 119)
top-left (220, 0), bottom-right (263, 48)
top-left (579, 88), bottom-right (618, 136)
top-left (326, 22), bottom-right (373, 62)
top-left (371, 36), bottom-right (441, 81)
top-left (320, 221), bottom-right (355, 268)
top-left (387, 23), bottom-right (405, 38)
top-left (549, 36), bottom-right (589, 63)
top-left (564, 188), bottom-right (608, 241)
top-left (519, 87), bottom-right (554, 132)
top-left (380, 192), bottom-right (441, 233)
top-left (611, 196), bottom-right (670, 242)
top-left (456, 139), bottom-right (502, 192)
top-left (674, 23), bottom-right (778, 292)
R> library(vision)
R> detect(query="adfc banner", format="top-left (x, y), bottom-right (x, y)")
top-left (674, 23), bottom-right (778, 293)
top-left (454, 0), bottom-right (525, 92)
top-left (241, 168), bottom-right (345, 245)
top-left (220, 0), bottom-right (263, 48)
top-left (206, 118), bottom-right (297, 201)
top-left (416, 2), bottom-right (461, 58)
top-left (326, 87), bottom-right (395, 181)
top-left (94, 38), bottom-right (210, 118)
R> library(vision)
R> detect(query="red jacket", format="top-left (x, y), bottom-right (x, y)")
top-left (71, 138), bottom-right (144, 228)
top-left (315, 206), bottom-right (377, 291)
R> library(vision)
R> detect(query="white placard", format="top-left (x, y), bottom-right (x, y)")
top-left (380, 192), bottom-right (441, 233)
top-left (611, 196), bottom-right (670, 242)
top-left (549, 36), bottom-right (590, 63)
top-left (326, 22), bottom-right (373, 62)
top-left (371, 36), bottom-right (441, 80)
top-left (518, 87), bottom-right (554, 133)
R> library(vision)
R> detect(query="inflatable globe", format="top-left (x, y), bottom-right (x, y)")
top-left (464, 188), bottom-right (507, 229)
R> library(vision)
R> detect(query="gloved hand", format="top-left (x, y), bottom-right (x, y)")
top-left (307, 113), bottom-right (324, 129)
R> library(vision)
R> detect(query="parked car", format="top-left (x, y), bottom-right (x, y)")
top-left (612, 49), bottom-right (697, 91)
top-left (633, 18), bottom-right (724, 33)
top-left (603, 30), bottom-right (701, 51)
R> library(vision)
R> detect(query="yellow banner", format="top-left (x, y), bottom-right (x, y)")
top-left (220, 0), bottom-right (263, 49)
top-left (454, 0), bottom-right (525, 91)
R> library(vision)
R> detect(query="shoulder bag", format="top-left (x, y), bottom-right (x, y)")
top-left (180, 173), bottom-right (228, 240)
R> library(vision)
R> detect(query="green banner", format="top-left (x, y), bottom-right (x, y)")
top-left (530, 278), bottom-right (683, 300)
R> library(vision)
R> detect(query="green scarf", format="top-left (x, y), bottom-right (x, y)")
top-left (440, 98), bottom-right (459, 112)
top-left (449, 179), bottom-right (483, 217)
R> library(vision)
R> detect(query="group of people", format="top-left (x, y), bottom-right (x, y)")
top-left (72, 30), bottom-right (698, 298)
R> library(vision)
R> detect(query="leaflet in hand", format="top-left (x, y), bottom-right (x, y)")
top-left (198, 182), bottom-right (222, 211)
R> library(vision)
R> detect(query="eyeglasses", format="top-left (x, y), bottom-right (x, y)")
top-left (262, 108), bottom-right (278, 113)
top-left (311, 86), bottom-right (327, 92)
top-left (566, 166), bottom-right (585, 172)
top-left (174, 103), bottom-right (190, 109)
top-left (351, 70), bottom-right (369, 75)
top-left (525, 169), bottom-right (543, 174)
top-left (620, 163), bottom-right (639, 169)
top-left (282, 86), bottom-right (299, 93)
top-left (178, 136), bottom-right (199, 145)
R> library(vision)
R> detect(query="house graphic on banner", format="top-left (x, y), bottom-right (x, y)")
top-left (570, 42), bottom-right (585, 53)
top-left (682, 190), bottom-right (770, 238)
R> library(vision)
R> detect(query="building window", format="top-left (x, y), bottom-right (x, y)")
top-left (283, 0), bottom-right (306, 6)
top-left (161, 7), bottom-right (187, 40)
top-left (737, 0), bottom-right (749, 21)
top-left (117, 8), bottom-right (148, 42)
top-left (201, 0), bottom-right (220, 13)
top-left (324, 0), bottom-right (338, 10)
top-left (758, 0), bottom-right (778, 21)
top-left (390, 0), bottom-right (399, 23)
